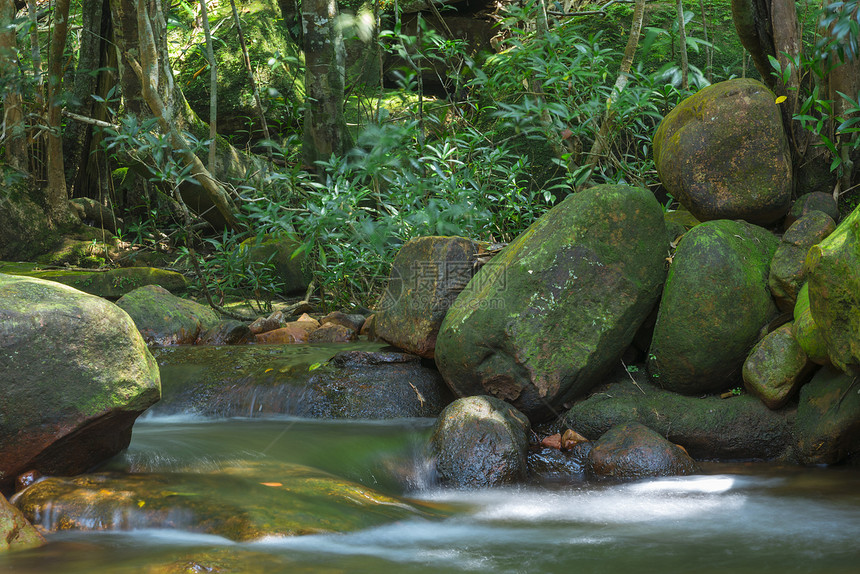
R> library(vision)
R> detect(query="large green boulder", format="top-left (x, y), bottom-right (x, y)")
top-left (435, 185), bottom-right (667, 421)
top-left (647, 220), bottom-right (779, 394)
top-left (806, 203), bottom-right (860, 373)
top-left (742, 323), bottom-right (816, 410)
top-left (562, 371), bottom-right (794, 461)
top-left (116, 284), bottom-right (221, 345)
top-left (0, 264), bottom-right (188, 299)
top-left (375, 236), bottom-right (485, 358)
top-left (653, 78), bottom-right (792, 225)
top-left (794, 367), bottom-right (860, 464)
top-left (0, 275), bottom-right (161, 493)
top-left (768, 210), bottom-right (836, 311)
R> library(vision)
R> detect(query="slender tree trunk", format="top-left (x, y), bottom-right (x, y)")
top-left (698, 0), bottom-right (712, 82)
top-left (302, 0), bottom-right (351, 165)
top-left (1, 0), bottom-right (27, 171)
top-left (229, 0), bottom-right (272, 165)
top-left (199, 0), bottom-right (218, 171)
top-left (677, 0), bottom-right (689, 90)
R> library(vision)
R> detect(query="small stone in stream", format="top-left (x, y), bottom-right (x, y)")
top-left (308, 323), bottom-right (356, 343)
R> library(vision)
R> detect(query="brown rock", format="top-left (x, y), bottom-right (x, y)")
top-left (308, 323), bottom-right (356, 343)
top-left (255, 321), bottom-right (317, 344)
top-left (586, 422), bottom-right (700, 481)
top-left (322, 311), bottom-right (365, 331)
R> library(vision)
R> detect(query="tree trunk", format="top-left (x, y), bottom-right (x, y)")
top-left (199, 0), bottom-right (218, 171)
top-left (731, 0), bottom-right (775, 89)
top-left (302, 0), bottom-right (351, 166)
top-left (0, 0), bottom-right (27, 171)
top-left (677, 0), bottom-right (689, 90)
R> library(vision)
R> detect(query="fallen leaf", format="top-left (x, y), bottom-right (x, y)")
top-left (260, 482), bottom-right (283, 487)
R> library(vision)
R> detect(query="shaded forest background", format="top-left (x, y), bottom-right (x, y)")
top-left (0, 0), bottom-right (857, 310)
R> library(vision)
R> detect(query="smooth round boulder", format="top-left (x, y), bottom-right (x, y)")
top-left (742, 323), bottom-right (816, 410)
top-left (431, 396), bottom-right (530, 488)
top-left (435, 185), bottom-right (667, 421)
top-left (648, 220), bottom-right (779, 394)
top-left (653, 78), bottom-right (792, 225)
top-left (806, 204), bottom-right (860, 373)
top-left (768, 210), bottom-right (836, 311)
top-left (116, 284), bottom-right (221, 345)
top-left (586, 422), bottom-right (700, 481)
top-left (784, 192), bottom-right (839, 229)
top-left (0, 274), bottom-right (161, 493)
top-left (375, 236), bottom-right (485, 358)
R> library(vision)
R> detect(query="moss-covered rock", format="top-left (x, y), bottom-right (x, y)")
top-left (0, 494), bottom-right (44, 553)
top-left (768, 210), bottom-right (836, 311)
top-left (648, 219), bottom-right (779, 395)
top-left (116, 285), bottom-right (221, 345)
top-left (805, 203), bottom-right (860, 373)
top-left (14, 461), bottom-right (442, 541)
top-left (0, 274), bottom-right (161, 493)
top-left (793, 283), bottom-right (830, 365)
top-left (0, 264), bottom-right (188, 299)
top-left (794, 367), bottom-right (860, 465)
top-left (0, 170), bottom-right (57, 261)
top-left (149, 346), bottom-right (453, 419)
top-left (375, 236), bottom-right (485, 358)
top-left (784, 191), bottom-right (840, 229)
top-left (562, 369), bottom-right (794, 461)
top-left (586, 421), bottom-right (700, 481)
top-left (653, 78), bottom-right (792, 225)
top-left (430, 396), bottom-right (530, 488)
top-left (435, 184), bottom-right (667, 421)
top-left (742, 323), bottom-right (816, 410)
top-left (239, 233), bottom-right (311, 296)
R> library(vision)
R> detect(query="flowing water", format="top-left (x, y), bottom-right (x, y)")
top-left (2, 346), bottom-right (859, 573)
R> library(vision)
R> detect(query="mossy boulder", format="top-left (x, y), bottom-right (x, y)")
top-left (586, 422), bottom-right (700, 481)
top-left (430, 396), bottom-right (530, 488)
top-left (768, 210), bottom-right (836, 311)
top-left (0, 494), bottom-right (44, 553)
top-left (562, 370), bottom-right (794, 461)
top-left (793, 283), bottom-right (830, 365)
top-left (1, 265), bottom-right (188, 299)
top-left (805, 203), bottom-right (860, 373)
top-left (784, 191), bottom-right (840, 229)
top-left (239, 234), bottom-right (311, 296)
top-left (794, 367), bottom-right (860, 465)
top-left (742, 323), bottom-right (816, 410)
top-left (14, 461), bottom-right (442, 541)
top-left (435, 184), bottom-right (667, 421)
top-left (653, 78), bottom-right (792, 225)
top-left (375, 236), bottom-right (485, 358)
top-left (0, 275), bottom-right (161, 493)
top-left (0, 171), bottom-right (57, 260)
top-left (647, 219), bottom-right (779, 395)
top-left (149, 346), bottom-right (453, 419)
top-left (116, 285), bottom-right (221, 345)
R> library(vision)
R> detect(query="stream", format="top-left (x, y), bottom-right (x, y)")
top-left (2, 345), bottom-right (859, 573)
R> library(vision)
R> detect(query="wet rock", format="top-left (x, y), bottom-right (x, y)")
top-left (436, 185), bottom-right (667, 421)
top-left (0, 275), bottom-right (161, 493)
top-left (784, 191), bottom-right (840, 229)
top-left (116, 285), bottom-right (221, 345)
top-left (375, 236), bottom-right (485, 358)
top-left (308, 323), bottom-right (356, 343)
top-left (648, 219), bottom-right (779, 395)
top-left (197, 320), bottom-right (252, 345)
top-left (150, 345), bottom-right (453, 419)
top-left (805, 203), bottom-right (860, 372)
top-left (586, 422), bottom-right (700, 481)
top-left (254, 321), bottom-right (317, 344)
top-left (563, 368), bottom-right (794, 461)
top-left (528, 441), bottom-right (592, 483)
top-left (768, 210), bottom-right (836, 311)
top-left (1, 494), bottom-right (44, 552)
top-left (653, 78), bottom-right (792, 225)
top-left (14, 462), bottom-right (442, 542)
top-left (743, 323), bottom-right (816, 409)
top-left (794, 368), bottom-right (860, 465)
top-left (793, 283), bottom-right (830, 365)
top-left (431, 396), bottom-right (531, 488)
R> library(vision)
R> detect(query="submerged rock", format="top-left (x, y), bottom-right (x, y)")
top-left (14, 461), bottom-right (442, 541)
top-left (375, 236), bottom-right (485, 358)
top-left (150, 345), bottom-right (453, 419)
top-left (586, 422), bottom-right (700, 481)
top-left (435, 184), bottom-right (667, 421)
top-left (648, 219), bottom-right (779, 395)
top-left (117, 285), bottom-right (221, 345)
top-left (431, 396), bottom-right (531, 488)
top-left (563, 369), bottom-right (794, 461)
top-left (653, 78), bottom-right (792, 225)
top-left (0, 275), bottom-right (161, 493)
